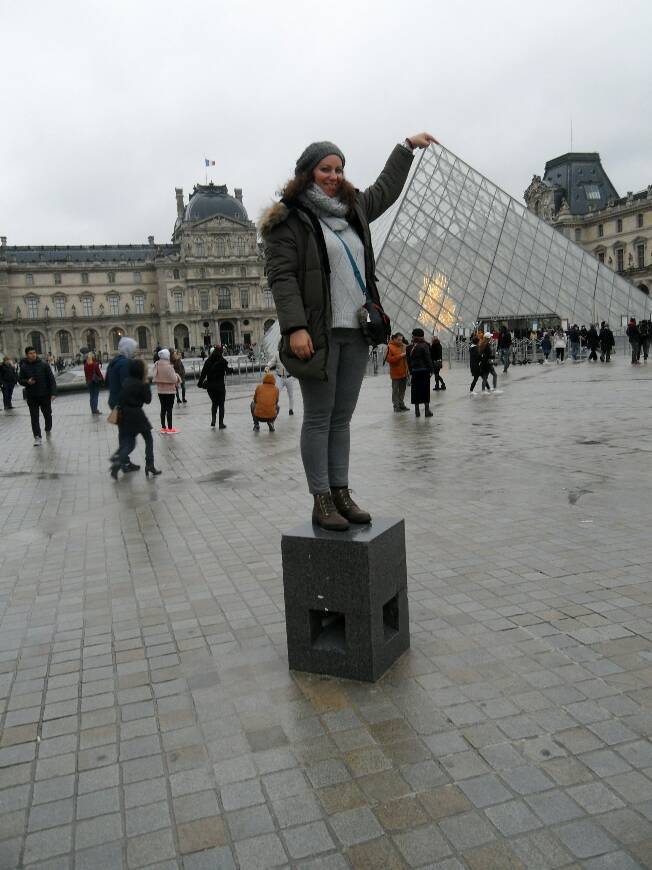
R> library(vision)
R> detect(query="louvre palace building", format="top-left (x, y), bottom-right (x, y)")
top-left (0, 183), bottom-right (276, 361)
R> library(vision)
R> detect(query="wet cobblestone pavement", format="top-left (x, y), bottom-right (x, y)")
top-left (1, 354), bottom-right (652, 869)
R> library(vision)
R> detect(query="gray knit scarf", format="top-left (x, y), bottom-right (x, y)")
top-left (300, 184), bottom-right (349, 218)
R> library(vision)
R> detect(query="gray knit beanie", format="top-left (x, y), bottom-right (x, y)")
top-left (295, 141), bottom-right (345, 176)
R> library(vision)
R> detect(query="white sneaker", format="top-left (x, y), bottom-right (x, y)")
top-left (33, 436), bottom-right (42, 446)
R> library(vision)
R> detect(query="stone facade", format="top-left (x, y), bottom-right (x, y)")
top-left (525, 154), bottom-right (652, 299)
top-left (0, 183), bottom-right (277, 361)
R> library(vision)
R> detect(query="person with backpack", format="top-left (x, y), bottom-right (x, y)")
top-left (638, 318), bottom-right (650, 362)
top-left (407, 327), bottom-right (434, 417)
top-left (106, 336), bottom-right (139, 470)
top-left (586, 325), bottom-right (600, 362)
top-left (626, 318), bottom-right (640, 364)
top-left (430, 335), bottom-right (446, 391)
top-left (540, 332), bottom-right (552, 362)
top-left (497, 325), bottom-right (512, 372)
top-left (110, 358), bottom-right (161, 480)
top-left (197, 345), bottom-right (232, 428)
top-left (385, 333), bottom-right (409, 411)
top-left (599, 323), bottom-right (615, 362)
top-left (0, 355), bottom-right (18, 410)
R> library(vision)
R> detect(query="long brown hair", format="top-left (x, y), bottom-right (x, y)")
top-left (279, 172), bottom-right (357, 211)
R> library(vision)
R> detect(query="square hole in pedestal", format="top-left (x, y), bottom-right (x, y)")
top-left (383, 594), bottom-right (399, 641)
top-left (309, 610), bottom-right (346, 653)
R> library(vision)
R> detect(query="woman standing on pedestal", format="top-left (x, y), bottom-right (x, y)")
top-left (261, 132), bottom-right (436, 530)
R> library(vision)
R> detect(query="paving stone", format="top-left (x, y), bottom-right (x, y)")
top-left (556, 819), bottom-right (618, 859)
top-left (75, 813), bottom-right (123, 849)
top-left (234, 833), bottom-right (288, 869)
top-left (76, 787), bottom-right (121, 820)
top-left (484, 799), bottom-right (543, 836)
top-left (329, 806), bottom-right (383, 847)
top-left (125, 801), bottom-right (172, 836)
top-left (345, 836), bottom-right (405, 870)
top-left (393, 823), bottom-right (452, 866)
top-left (317, 781), bottom-right (367, 815)
top-left (177, 816), bottom-right (226, 854)
top-left (501, 766), bottom-right (555, 795)
top-left (23, 826), bottom-right (72, 864)
top-left (458, 774), bottom-right (513, 808)
top-left (127, 828), bottom-right (177, 866)
top-left (281, 820), bottom-right (335, 859)
top-left (174, 789), bottom-right (221, 823)
top-left (28, 797), bottom-right (74, 831)
top-left (75, 842), bottom-right (125, 870)
top-left (463, 841), bottom-right (526, 870)
top-left (568, 782), bottom-right (626, 814)
top-left (525, 789), bottom-right (584, 824)
top-left (182, 846), bottom-right (237, 870)
top-left (438, 811), bottom-right (497, 850)
top-left (418, 785), bottom-right (473, 821)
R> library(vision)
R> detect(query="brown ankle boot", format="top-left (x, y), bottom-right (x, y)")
top-left (312, 492), bottom-right (349, 531)
top-left (331, 487), bottom-right (371, 524)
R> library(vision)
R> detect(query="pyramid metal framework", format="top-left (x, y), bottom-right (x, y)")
top-left (372, 144), bottom-right (651, 338)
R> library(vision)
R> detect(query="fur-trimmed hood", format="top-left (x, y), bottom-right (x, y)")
top-left (258, 202), bottom-right (291, 240)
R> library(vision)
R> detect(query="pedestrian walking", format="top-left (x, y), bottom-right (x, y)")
top-left (586, 325), bottom-right (600, 362)
top-left (480, 333), bottom-right (498, 389)
top-left (0, 355), bottom-right (17, 409)
top-left (172, 350), bottom-right (187, 404)
top-left (261, 131), bottom-right (437, 529)
top-left (106, 337), bottom-right (139, 470)
top-left (553, 329), bottom-right (566, 363)
top-left (18, 346), bottom-right (57, 445)
top-left (386, 333), bottom-right (409, 411)
top-left (569, 324), bottom-right (581, 361)
top-left (407, 328), bottom-right (434, 417)
top-left (540, 332), bottom-right (552, 362)
top-left (599, 323), bottom-right (615, 362)
top-left (626, 318), bottom-right (640, 364)
top-left (251, 372), bottom-right (280, 432)
top-left (638, 318), bottom-right (650, 362)
top-left (153, 349), bottom-right (180, 432)
top-left (110, 359), bottom-right (161, 479)
top-left (84, 352), bottom-right (104, 414)
top-left (266, 349), bottom-right (296, 415)
top-left (430, 335), bottom-right (446, 390)
top-left (498, 325), bottom-right (512, 372)
top-left (197, 345), bottom-right (232, 428)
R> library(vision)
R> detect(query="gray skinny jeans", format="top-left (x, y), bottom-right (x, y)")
top-left (299, 328), bottom-right (368, 494)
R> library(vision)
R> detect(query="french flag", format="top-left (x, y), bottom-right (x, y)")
top-left (204, 158), bottom-right (215, 167)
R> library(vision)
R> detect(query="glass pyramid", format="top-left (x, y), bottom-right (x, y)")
top-left (372, 144), bottom-right (651, 337)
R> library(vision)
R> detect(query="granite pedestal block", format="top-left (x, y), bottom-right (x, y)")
top-left (281, 517), bottom-right (410, 682)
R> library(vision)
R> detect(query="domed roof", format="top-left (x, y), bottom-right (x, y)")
top-left (184, 183), bottom-right (248, 223)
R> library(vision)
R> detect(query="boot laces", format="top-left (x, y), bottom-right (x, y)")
top-left (334, 488), bottom-right (355, 509)
top-left (317, 493), bottom-right (337, 516)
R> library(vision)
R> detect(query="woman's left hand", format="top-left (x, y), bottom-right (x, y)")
top-left (407, 132), bottom-right (439, 149)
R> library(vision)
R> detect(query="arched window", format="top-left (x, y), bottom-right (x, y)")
top-left (136, 326), bottom-right (149, 349)
top-left (173, 323), bottom-right (190, 351)
top-left (107, 294), bottom-right (119, 316)
top-left (216, 237), bottom-right (226, 257)
top-left (57, 330), bottom-right (72, 355)
top-left (29, 331), bottom-right (44, 354)
top-left (173, 268), bottom-right (180, 280)
top-left (109, 327), bottom-right (125, 350)
top-left (134, 293), bottom-right (145, 314)
top-left (173, 291), bottom-right (183, 313)
top-left (85, 329), bottom-right (98, 351)
top-left (195, 240), bottom-right (204, 257)
top-left (219, 321), bottom-right (235, 349)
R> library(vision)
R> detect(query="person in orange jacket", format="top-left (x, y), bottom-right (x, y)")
top-left (251, 372), bottom-right (280, 432)
top-left (385, 333), bottom-right (409, 412)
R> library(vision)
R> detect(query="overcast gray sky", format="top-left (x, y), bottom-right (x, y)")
top-left (2, 0), bottom-right (650, 246)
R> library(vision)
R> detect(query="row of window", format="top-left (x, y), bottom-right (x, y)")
top-left (173, 287), bottom-right (254, 313)
top-left (25, 294), bottom-right (146, 319)
top-left (596, 243), bottom-right (647, 271)
top-left (25, 271), bottom-right (144, 286)
top-left (573, 214), bottom-right (646, 242)
top-left (26, 326), bottom-right (151, 356)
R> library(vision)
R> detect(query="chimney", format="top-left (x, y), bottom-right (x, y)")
top-left (234, 188), bottom-right (243, 202)
top-left (175, 187), bottom-right (184, 218)
top-left (148, 235), bottom-right (155, 246)
top-left (1, 236), bottom-right (6, 247)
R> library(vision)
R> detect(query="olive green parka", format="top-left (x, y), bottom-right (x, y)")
top-left (260, 144), bottom-right (414, 381)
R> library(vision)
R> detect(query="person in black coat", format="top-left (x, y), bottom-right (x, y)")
top-left (429, 336), bottom-right (446, 390)
top-left (497, 326), bottom-right (512, 372)
top-left (599, 323), bottom-right (615, 363)
top-left (407, 328), bottom-right (434, 417)
top-left (469, 333), bottom-right (490, 393)
top-left (18, 346), bottom-right (57, 444)
top-left (1, 355), bottom-right (18, 409)
top-left (626, 319), bottom-right (640, 364)
top-left (110, 359), bottom-right (161, 479)
top-left (197, 346), bottom-right (233, 428)
top-left (586, 325), bottom-right (600, 361)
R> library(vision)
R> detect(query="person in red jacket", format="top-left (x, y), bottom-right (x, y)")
top-left (385, 333), bottom-right (409, 412)
top-left (83, 352), bottom-right (104, 415)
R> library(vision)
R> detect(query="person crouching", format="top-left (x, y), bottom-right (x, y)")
top-left (251, 372), bottom-right (280, 432)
